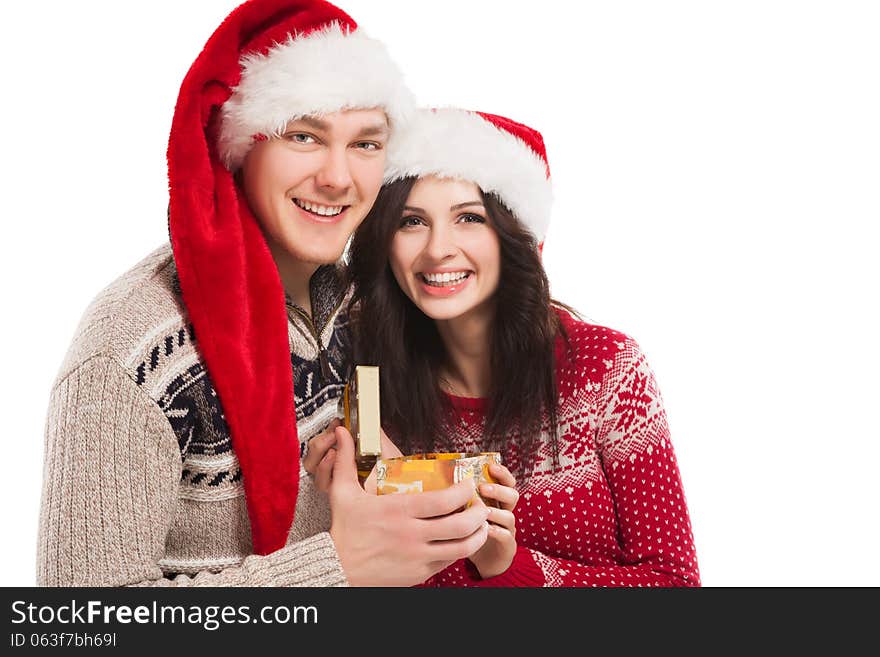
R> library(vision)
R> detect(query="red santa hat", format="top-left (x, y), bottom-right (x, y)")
top-left (166, 0), bottom-right (414, 556)
top-left (384, 108), bottom-right (553, 245)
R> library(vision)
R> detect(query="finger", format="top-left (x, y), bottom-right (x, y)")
top-left (487, 524), bottom-right (515, 543)
top-left (314, 448), bottom-right (336, 494)
top-left (479, 482), bottom-right (519, 511)
top-left (420, 501), bottom-right (492, 542)
top-left (486, 507), bottom-right (516, 533)
top-left (321, 418), bottom-right (341, 435)
top-left (303, 431), bottom-right (337, 475)
top-left (428, 521), bottom-right (489, 562)
top-left (403, 479), bottom-right (481, 519)
top-left (303, 420), bottom-right (340, 471)
top-left (488, 463), bottom-right (516, 488)
top-left (328, 426), bottom-right (363, 496)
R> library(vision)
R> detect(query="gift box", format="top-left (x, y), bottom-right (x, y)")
top-left (376, 452), bottom-right (502, 506)
top-left (338, 365), bottom-right (382, 484)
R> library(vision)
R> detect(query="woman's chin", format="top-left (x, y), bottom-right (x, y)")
top-left (412, 298), bottom-right (474, 322)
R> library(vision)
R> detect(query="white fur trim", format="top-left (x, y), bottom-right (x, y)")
top-left (384, 108), bottom-right (553, 242)
top-left (219, 22), bottom-right (414, 170)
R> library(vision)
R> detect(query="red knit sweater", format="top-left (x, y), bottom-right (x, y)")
top-left (421, 309), bottom-right (700, 587)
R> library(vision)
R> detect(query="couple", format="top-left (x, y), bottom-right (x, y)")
top-left (37, 0), bottom-right (699, 587)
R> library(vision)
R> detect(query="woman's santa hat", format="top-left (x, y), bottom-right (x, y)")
top-left (384, 108), bottom-right (553, 244)
top-left (167, 0), bottom-right (414, 556)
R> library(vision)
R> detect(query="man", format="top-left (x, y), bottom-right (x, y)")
top-left (36, 0), bottom-right (489, 587)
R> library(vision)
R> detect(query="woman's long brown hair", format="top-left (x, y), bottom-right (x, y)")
top-left (347, 177), bottom-right (572, 480)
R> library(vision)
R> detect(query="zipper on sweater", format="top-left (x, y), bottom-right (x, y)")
top-left (288, 295), bottom-right (345, 383)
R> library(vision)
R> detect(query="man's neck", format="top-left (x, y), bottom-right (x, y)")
top-left (266, 240), bottom-right (319, 317)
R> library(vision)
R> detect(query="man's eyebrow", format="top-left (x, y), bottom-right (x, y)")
top-left (354, 124), bottom-right (391, 139)
top-left (291, 116), bottom-right (330, 132)
top-left (286, 117), bottom-right (389, 139)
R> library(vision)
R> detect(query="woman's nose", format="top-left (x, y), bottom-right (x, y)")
top-left (424, 224), bottom-right (458, 260)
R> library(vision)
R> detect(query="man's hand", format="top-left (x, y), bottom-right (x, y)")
top-left (328, 426), bottom-right (490, 587)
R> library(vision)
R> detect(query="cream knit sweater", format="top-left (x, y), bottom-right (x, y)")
top-left (37, 244), bottom-right (350, 586)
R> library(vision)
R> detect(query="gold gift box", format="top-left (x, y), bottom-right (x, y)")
top-left (376, 452), bottom-right (502, 507)
top-left (338, 365), bottom-right (382, 483)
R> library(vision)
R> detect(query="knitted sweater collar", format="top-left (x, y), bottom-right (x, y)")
top-left (171, 257), bottom-right (348, 333)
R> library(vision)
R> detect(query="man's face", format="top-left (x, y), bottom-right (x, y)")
top-left (240, 108), bottom-right (389, 268)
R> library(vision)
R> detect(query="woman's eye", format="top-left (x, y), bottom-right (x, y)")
top-left (459, 213), bottom-right (486, 224)
top-left (400, 216), bottom-right (425, 228)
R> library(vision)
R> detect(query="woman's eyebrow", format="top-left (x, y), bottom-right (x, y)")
top-left (403, 201), bottom-right (484, 214)
top-left (450, 201), bottom-right (484, 211)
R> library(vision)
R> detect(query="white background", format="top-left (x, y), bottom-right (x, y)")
top-left (1, 0), bottom-right (877, 586)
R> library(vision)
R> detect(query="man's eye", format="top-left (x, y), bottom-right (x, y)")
top-left (355, 142), bottom-right (381, 151)
top-left (286, 133), bottom-right (316, 144)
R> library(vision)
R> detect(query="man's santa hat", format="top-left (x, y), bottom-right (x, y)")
top-left (166, 0), bottom-right (414, 555)
top-left (384, 108), bottom-right (553, 245)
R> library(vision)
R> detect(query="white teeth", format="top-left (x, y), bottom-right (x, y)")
top-left (422, 271), bottom-right (469, 286)
top-left (293, 199), bottom-right (345, 216)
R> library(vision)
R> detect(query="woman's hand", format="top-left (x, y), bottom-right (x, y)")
top-left (302, 418), bottom-right (342, 494)
top-left (304, 419), bottom-right (403, 494)
top-left (468, 463), bottom-right (520, 579)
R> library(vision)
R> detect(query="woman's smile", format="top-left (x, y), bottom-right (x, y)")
top-left (417, 270), bottom-right (474, 296)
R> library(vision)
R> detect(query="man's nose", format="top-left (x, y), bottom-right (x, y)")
top-left (315, 147), bottom-right (354, 190)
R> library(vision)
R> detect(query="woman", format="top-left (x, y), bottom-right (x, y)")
top-left (346, 108), bottom-right (700, 586)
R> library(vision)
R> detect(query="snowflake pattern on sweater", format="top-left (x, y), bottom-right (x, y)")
top-left (422, 310), bottom-right (700, 587)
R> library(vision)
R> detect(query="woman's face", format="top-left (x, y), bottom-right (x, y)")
top-left (389, 175), bottom-right (501, 323)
